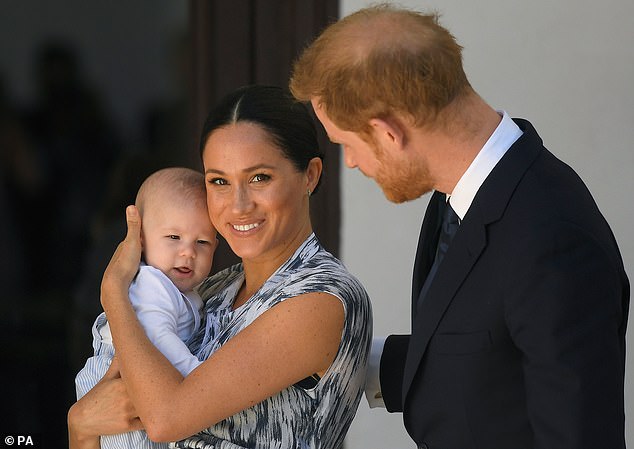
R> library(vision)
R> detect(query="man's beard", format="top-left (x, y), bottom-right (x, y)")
top-left (372, 142), bottom-right (432, 203)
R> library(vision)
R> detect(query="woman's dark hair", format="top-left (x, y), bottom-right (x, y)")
top-left (199, 85), bottom-right (324, 193)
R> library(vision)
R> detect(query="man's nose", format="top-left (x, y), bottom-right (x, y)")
top-left (343, 147), bottom-right (357, 168)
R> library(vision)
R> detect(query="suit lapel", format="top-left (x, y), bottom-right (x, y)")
top-left (402, 209), bottom-right (487, 399)
top-left (401, 118), bottom-right (545, 404)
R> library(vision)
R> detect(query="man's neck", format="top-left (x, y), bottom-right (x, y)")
top-left (422, 95), bottom-right (501, 194)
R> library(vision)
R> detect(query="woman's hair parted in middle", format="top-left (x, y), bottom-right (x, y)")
top-left (199, 85), bottom-right (324, 194)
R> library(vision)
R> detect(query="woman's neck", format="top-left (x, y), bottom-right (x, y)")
top-left (232, 226), bottom-right (313, 309)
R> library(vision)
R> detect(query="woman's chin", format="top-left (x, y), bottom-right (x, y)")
top-left (227, 242), bottom-right (261, 261)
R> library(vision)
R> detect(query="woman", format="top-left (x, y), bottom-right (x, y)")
top-left (68, 85), bottom-right (372, 449)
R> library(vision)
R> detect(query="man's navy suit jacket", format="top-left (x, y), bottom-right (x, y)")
top-left (380, 119), bottom-right (629, 449)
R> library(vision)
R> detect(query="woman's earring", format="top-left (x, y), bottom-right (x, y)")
top-left (307, 188), bottom-right (312, 198)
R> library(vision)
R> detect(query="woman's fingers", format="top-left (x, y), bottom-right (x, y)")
top-left (117, 205), bottom-right (142, 269)
top-left (128, 417), bottom-right (144, 431)
top-left (124, 205), bottom-right (142, 252)
top-left (69, 376), bottom-right (143, 437)
top-left (103, 356), bottom-right (121, 380)
top-left (101, 206), bottom-right (143, 296)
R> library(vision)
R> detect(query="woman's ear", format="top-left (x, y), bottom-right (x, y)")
top-left (305, 157), bottom-right (323, 193)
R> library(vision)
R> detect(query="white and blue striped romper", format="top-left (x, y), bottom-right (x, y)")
top-left (171, 233), bottom-right (372, 449)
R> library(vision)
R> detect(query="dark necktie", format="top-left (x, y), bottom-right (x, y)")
top-left (416, 201), bottom-right (460, 309)
top-left (434, 201), bottom-right (460, 266)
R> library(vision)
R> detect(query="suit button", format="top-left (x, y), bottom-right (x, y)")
top-left (418, 444), bottom-right (429, 449)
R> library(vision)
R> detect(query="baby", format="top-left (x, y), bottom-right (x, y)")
top-left (75, 167), bottom-right (217, 448)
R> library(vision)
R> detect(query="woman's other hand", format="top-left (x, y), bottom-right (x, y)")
top-left (68, 358), bottom-right (143, 448)
top-left (101, 206), bottom-right (142, 302)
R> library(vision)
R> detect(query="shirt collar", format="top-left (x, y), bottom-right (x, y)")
top-left (448, 111), bottom-right (523, 220)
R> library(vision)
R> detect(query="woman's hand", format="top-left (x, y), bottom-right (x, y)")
top-left (101, 206), bottom-right (142, 306)
top-left (68, 358), bottom-right (143, 448)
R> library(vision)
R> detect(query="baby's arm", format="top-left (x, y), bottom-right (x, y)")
top-left (130, 266), bottom-right (202, 376)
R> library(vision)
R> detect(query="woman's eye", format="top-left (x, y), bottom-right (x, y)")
top-left (251, 173), bottom-right (270, 183)
top-left (209, 177), bottom-right (227, 185)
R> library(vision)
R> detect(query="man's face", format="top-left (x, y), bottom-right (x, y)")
top-left (311, 99), bottom-right (380, 177)
top-left (311, 98), bottom-right (431, 203)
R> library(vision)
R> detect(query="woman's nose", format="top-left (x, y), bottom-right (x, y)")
top-left (231, 185), bottom-right (254, 213)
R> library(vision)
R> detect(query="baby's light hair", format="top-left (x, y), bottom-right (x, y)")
top-left (135, 167), bottom-right (206, 216)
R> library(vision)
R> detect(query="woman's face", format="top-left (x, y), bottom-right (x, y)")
top-left (202, 122), bottom-right (318, 265)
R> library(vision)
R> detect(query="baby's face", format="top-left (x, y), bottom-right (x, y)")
top-left (141, 199), bottom-right (217, 292)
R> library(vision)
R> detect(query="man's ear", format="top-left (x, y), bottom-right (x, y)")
top-left (369, 116), bottom-right (408, 150)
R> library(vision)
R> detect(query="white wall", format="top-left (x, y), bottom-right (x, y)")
top-left (339, 1), bottom-right (634, 448)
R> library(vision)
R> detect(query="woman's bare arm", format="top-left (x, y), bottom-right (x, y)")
top-left (100, 206), bottom-right (345, 442)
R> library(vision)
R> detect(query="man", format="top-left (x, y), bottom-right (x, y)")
top-left (290, 4), bottom-right (629, 449)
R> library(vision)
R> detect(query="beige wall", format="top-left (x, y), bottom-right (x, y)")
top-left (339, 1), bottom-right (634, 447)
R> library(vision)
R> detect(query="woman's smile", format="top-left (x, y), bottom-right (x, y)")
top-left (232, 222), bottom-right (262, 232)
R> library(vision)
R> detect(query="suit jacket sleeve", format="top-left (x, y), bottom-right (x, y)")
top-left (379, 334), bottom-right (410, 412)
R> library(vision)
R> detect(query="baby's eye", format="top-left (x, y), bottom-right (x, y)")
top-left (196, 239), bottom-right (209, 245)
top-left (168, 235), bottom-right (180, 240)
top-left (251, 173), bottom-right (270, 183)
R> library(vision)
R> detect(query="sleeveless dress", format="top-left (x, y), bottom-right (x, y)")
top-left (170, 233), bottom-right (372, 449)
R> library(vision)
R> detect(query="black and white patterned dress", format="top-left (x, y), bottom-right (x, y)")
top-left (171, 233), bottom-right (372, 449)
